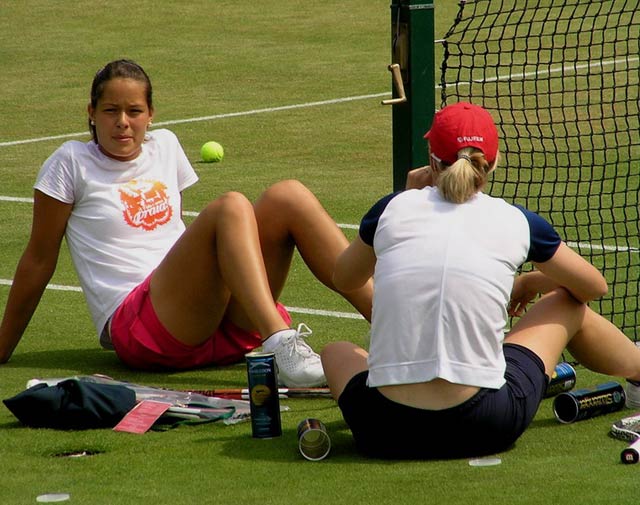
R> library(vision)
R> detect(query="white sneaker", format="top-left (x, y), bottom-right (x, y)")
top-left (269, 323), bottom-right (326, 388)
top-left (626, 380), bottom-right (640, 409)
top-left (626, 341), bottom-right (640, 409)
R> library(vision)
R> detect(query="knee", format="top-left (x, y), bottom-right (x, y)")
top-left (194, 192), bottom-right (256, 233)
top-left (217, 190), bottom-right (252, 207)
top-left (539, 287), bottom-right (588, 328)
top-left (321, 341), bottom-right (368, 396)
top-left (321, 341), bottom-right (366, 368)
top-left (203, 191), bottom-right (253, 218)
top-left (548, 287), bottom-right (586, 311)
top-left (260, 180), bottom-right (311, 207)
top-left (321, 342), bottom-right (343, 369)
top-left (320, 341), bottom-right (342, 365)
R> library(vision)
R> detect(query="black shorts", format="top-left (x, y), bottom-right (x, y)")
top-left (337, 343), bottom-right (547, 459)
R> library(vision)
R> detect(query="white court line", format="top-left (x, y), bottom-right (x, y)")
top-left (0, 278), bottom-right (364, 320)
top-left (0, 92), bottom-right (388, 148)
top-left (469, 56), bottom-right (639, 85)
top-left (2, 55), bottom-right (635, 148)
top-left (0, 196), bottom-right (33, 203)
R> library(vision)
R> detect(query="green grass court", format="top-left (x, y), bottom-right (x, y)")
top-left (1, 2), bottom-right (638, 504)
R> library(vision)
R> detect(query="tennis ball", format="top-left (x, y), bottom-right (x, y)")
top-left (201, 141), bottom-right (224, 163)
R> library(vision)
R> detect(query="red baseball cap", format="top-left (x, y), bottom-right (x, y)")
top-left (424, 102), bottom-right (499, 165)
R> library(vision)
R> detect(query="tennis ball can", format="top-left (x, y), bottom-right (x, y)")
top-left (553, 381), bottom-right (625, 423)
top-left (246, 351), bottom-right (282, 438)
top-left (544, 362), bottom-right (577, 398)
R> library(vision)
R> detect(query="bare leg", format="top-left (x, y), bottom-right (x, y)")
top-left (225, 180), bottom-right (373, 329)
top-left (566, 308), bottom-right (640, 380)
top-left (149, 191), bottom-right (288, 345)
top-left (505, 288), bottom-right (640, 380)
top-left (321, 342), bottom-right (369, 399)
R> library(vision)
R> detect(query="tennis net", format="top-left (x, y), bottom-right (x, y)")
top-left (439, 0), bottom-right (640, 339)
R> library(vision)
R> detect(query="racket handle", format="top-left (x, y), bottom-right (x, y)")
top-left (621, 437), bottom-right (640, 464)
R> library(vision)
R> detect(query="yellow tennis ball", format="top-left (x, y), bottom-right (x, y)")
top-left (201, 141), bottom-right (224, 163)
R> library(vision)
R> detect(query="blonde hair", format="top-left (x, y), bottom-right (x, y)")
top-left (433, 148), bottom-right (496, 203)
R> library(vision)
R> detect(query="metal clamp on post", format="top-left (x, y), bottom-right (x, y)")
top-left (382, 63), bottom-right (407, 105)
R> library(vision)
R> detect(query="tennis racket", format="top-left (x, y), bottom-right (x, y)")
top-left (610, 412), bottom-right (640, 464)
top-left (621, 438), bottom-right (640, 464)
top-left (180, 387), bottom-right (332, 400)
top-left (610, 412), bottom-right (640, 443)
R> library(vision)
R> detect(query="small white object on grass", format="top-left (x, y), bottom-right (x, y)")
top-left (36, 493), bottom-right (70, 502)
top-left (468, 456), bottom-right (502, 467)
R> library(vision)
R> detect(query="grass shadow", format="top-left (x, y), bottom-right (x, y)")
top-left (214, 419), bottom-right (379, 464)
top-left (1, 346), bottom-right (256, 438)
top-left (4, 348), bottom-right (249, 388)
top-left (6, 348), bottom-right (124, 372)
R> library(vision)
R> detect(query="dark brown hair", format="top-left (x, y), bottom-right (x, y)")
top-left (88, 59), bottom-right (153, 142)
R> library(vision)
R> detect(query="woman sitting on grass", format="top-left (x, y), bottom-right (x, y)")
top-left (321, 101), bottom-right (640, 459)
top-left (0, 59), bottom-right (372, 388)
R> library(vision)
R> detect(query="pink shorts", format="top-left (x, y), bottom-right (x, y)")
top-left (109, 275), bottom-right (291, 370)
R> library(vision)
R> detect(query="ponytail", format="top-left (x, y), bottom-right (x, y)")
top-left (434, 148), bottom-right (495, 203)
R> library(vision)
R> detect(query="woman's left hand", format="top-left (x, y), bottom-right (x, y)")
top-left (508, 272), bottom-right (541, 317)
top-left (405, 166), bottom-right (434, 190)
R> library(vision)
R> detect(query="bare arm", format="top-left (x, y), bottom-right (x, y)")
top-left (0, 191), bottom-right (72, 363)
top-left (333, 235), bottom-right (376, 292)
top-left (532, 242), bottom-right (608, 301)
top-left (508, 242), bottom-right (608, 317)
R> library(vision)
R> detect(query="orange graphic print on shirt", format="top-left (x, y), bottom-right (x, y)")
top-left (119, 179), bottom-right (173, 231)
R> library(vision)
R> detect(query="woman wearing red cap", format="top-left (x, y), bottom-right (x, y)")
top-left (321, 102), bottom-right (640, 459)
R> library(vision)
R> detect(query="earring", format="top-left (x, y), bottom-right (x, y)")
top-left (90, 120), bottom-right (96, 126)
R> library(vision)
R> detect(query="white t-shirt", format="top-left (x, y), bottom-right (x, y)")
top-left (34, 129), bottom-right (199, 338)
top-left (359, 187), bottom-right (561, 390)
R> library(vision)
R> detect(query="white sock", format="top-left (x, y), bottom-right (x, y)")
top-left (262, 328), bottom-right (295, 351)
